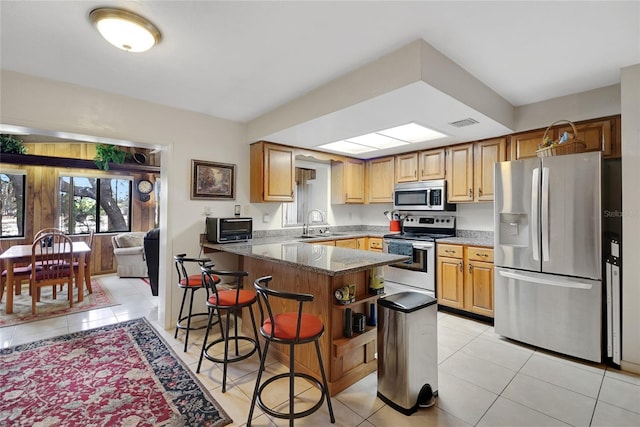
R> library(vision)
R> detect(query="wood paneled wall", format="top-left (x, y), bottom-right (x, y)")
top-left (1, 142), bottom-right (159, 276)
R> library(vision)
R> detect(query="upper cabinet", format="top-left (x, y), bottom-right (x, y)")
top-left (446, 143), bottom-right (474, 202)
top-left (509, 117), bottom-right (620, 160)
top-left (332, 157), bottom-right (365, 204)
top-left (395, 152), bottom-right (418, 182)
top-left (394, 148), bottom-right (446, 183)
top-left (250, 141), bottom-right (295, 202)
top-left (366, 156), bottom-right (395, 203)
top-left (419, 148), bottom-right (446, 180)
top-left (474, 138), bottom-right (506, 202)
top-left (447, 138), bottom-right (506, 203)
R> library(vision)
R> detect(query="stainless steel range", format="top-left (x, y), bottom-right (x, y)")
top-left (383, 214), bottom-right (456, 295)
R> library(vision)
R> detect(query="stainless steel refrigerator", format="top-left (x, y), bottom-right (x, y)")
top-left (494, 151), bottom-right (615, 363)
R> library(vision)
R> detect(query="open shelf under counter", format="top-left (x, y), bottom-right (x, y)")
top-left (333, 326), bottom-right (377, 357)
top-left (333, 293), bottom-right (385, 310)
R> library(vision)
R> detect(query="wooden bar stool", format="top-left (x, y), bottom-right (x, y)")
top-left (173, 254), bottom-right (215, 352)
top-left (247, 275), bottom-right (335, 427)
top-left (196, 266), bottom-right (262, 393)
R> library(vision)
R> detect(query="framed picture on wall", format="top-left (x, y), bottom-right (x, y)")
top-left (190, 159), bottom-right (236, 200)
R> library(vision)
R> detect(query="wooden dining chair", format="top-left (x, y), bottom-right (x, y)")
top-left (30, 233), bottom-right (75, 314)
top-left (34, 227), bottom-right (65, 240)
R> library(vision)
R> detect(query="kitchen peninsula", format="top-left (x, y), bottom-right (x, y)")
top-left (203, 239), bottom-right (410, 396)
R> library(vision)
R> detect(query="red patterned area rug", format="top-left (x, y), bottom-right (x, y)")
top-left (0, 279), bottom-right (117, 327)
top-left (0, 317), bottom-right (232, 427)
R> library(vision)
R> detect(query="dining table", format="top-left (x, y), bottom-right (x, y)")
top-left (0, 241), bottom-right (91, 314)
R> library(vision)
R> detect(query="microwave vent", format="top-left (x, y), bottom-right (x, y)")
top-left (448, 118), bottom-right (479, 128)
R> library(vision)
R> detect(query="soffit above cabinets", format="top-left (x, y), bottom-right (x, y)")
top-left (250, 40), bottom-right (515, 159)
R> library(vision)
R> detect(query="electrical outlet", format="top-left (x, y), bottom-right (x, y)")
top-left (203, 206), bottom-right (213, 217)
top-left (242, 205), bottom-right (249, 215)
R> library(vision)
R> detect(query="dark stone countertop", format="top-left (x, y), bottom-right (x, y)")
top-left (203, 233), bottom-right (408, 276)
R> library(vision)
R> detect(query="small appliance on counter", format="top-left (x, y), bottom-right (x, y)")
top-left (205, 217), bottom-right (252, 243)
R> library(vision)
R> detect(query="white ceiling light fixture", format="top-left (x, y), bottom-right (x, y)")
top-left (317, 122), bottom-right (447, 155)
top-left (90, 8), bottom-right (161, 53)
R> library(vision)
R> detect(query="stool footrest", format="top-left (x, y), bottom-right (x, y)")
top-left (202, 336), bottom-right (259, 364)
top-left (176, 312), bottom-right (211, 331)
top-left (256, 372), bottom-right (326, 421)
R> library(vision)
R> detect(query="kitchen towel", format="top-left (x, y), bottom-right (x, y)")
top-left (387, 240), bottom-right (413, 264)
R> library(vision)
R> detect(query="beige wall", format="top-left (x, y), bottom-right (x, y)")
top-left (621, 64), bottom-right (640, 372)
top-left (0, 70), bottom-right (248, 329)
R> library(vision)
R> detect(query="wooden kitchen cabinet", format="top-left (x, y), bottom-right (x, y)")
top-left (464, 246), bottom-right (494, 317)
top-left (509, 117), bottom-right (619, 160)
top-left (446, 138), bottom-right (506, 203)
top-left (437, 243), bottom-right (494, 318)
top-left (419, 148), bottom-right (446, 180)
top-left (436, 249), bottom-right (465, 310)
top-left (334, 237), bottom-right (367, 249)
top-left (446, 143), bottom-right (474, 202)
top-left (368, 237), bottom-right (383, 252)
top-left (395, 149), bottom-right (446, 182)
top-left (366, 156), bottom-right (395, 203)
top-left (395, 152), bottom-right (418, 182)
top-left (250, 141), bottom-right (295, 202)
top-left (332, 158), bottom-right (365, 204)
top-left (474, 138), bottom-right (506, 202)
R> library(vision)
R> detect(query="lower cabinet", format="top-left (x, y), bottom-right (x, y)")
top-left (436, 243), bottom-right (494, 318)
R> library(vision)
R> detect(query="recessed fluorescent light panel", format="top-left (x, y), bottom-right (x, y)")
top-left (378, 123), bottom-right (446, 143)
top-left (346, 133), bottom-right (407, 149)
top-left (318, 140), bottom-right (377, 154)
top-left (316, 122), bottom-right (446, 155)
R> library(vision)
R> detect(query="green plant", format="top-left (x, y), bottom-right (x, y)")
top-left (0, 134), bottom-right (28, 154)
top-left (94, 144), bottom-right (130, 171)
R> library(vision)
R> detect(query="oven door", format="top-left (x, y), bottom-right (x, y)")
top-left (383, 240), bottom-right (435, 293)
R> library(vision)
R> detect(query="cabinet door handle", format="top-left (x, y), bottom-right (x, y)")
top-left (345, 192), bottom-right (349, 199)
top-left (414, 170), bottom-right (417, 177)
top-left (469, 263), bottom-right (472, 273)
top-left (478, 187), bottom-right (483, 197)
top-left (445, 249), bottom-right (456, 254)
top-left (469, 188), bottom-right (473, 198)
top-left (475, 252), bottom-right (489, 258)
top-left (459, 262), bottom-right (463, 272)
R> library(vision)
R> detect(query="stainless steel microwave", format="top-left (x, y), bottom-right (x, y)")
top-left (206, 217), bottom-right (253, 243)
top-left (393, 180), bottom-right (455, 211)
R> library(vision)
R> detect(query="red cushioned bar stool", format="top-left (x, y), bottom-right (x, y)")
top-left (173, 254), bottom-right (217, 352)
top-left (197, 265), bottom-right (262, 393)
top-left (247, 275), bottom-right (335, 427)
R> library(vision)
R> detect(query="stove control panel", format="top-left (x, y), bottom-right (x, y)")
top-left (403, 215), bottom-right (455, 230)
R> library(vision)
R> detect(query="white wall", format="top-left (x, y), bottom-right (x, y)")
top-left (455, 203), bottom-right (494, 231)
top-left (621, 64), bottom-right (640, 373)
top-left (0, 70), bottom-right (248, 330)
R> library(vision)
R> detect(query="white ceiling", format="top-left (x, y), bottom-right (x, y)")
top-left (1, 1), bottom-right (639, 155)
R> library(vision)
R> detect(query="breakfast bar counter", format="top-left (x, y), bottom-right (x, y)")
top-left (203, 239), bottom-right (409, 396)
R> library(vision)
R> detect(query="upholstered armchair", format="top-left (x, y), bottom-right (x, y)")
top-left (111, 232), bottom-right (148, 278)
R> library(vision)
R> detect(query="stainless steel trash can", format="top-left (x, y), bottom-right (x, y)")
top-left (377, 291), bottom-right (438, 415)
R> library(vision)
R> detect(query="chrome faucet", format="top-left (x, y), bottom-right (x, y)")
top-left (303, 209), bottom-right (325, 236)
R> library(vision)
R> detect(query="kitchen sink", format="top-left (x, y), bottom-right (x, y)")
top-left (297, 232), bottom-right (348, 239)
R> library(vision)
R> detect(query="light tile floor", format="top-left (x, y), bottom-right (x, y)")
top-left (2, 275), bottom-right (639, 427)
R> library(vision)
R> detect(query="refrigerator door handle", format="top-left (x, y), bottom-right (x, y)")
top-left (531, 168), bottom-right (540, 261)
top-left (541, 167), bottom-right (550, 262)
top-left (498, 268), bottom-right (593, 290)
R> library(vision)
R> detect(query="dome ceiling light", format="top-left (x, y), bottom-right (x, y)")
top-left (90, 8), bottom-right (161, 53)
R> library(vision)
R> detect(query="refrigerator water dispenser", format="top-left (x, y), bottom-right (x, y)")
top-left (498, 213), bottom-right (529, 246)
